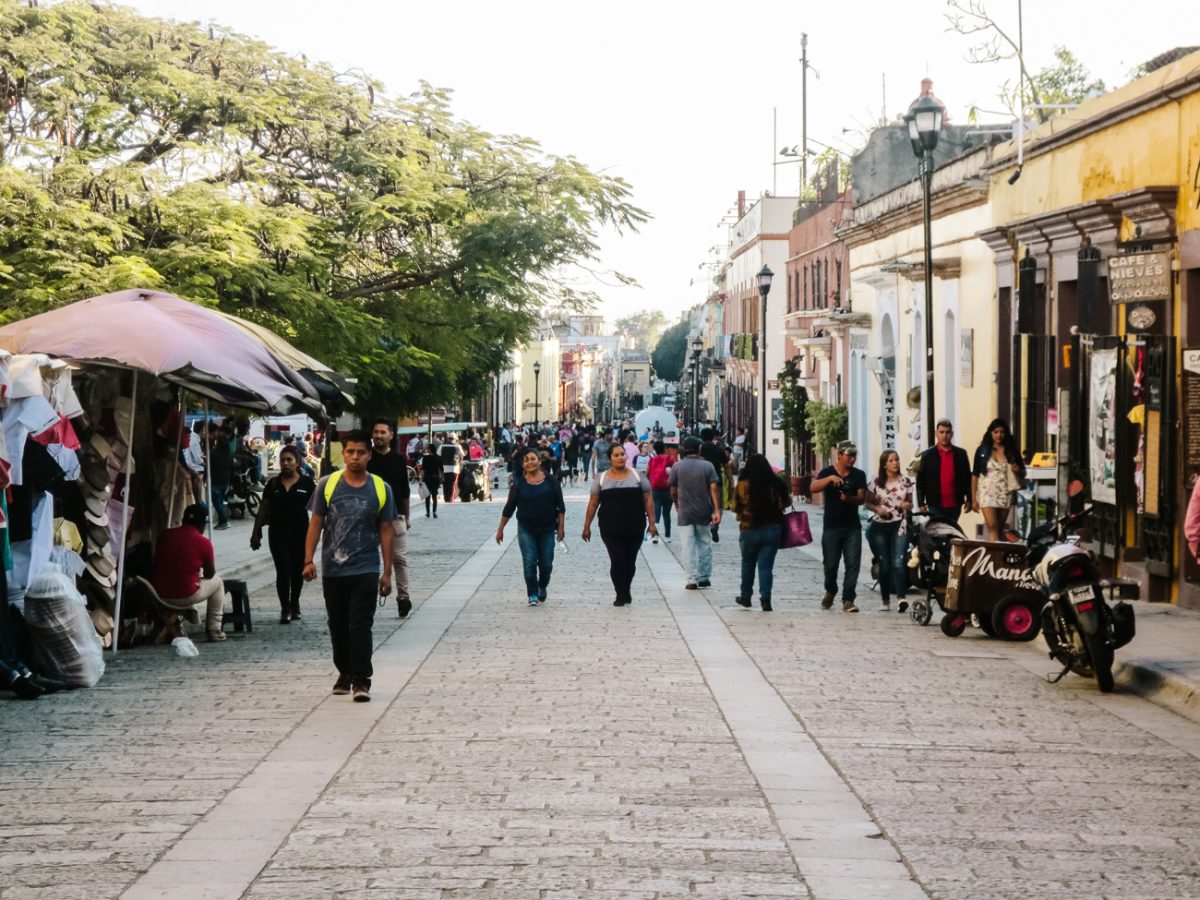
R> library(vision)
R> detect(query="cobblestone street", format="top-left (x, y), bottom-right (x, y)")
top-left (3, 486), bottom-right (1200, 899)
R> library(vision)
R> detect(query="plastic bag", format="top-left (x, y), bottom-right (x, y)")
top-left (171, 636), bottom-right (199, 658)
top-left (24, 570), bottom-right (105, 687)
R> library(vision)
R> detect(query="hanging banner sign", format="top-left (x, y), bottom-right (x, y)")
top-left (1107, 250), bottom-right (1171, 303)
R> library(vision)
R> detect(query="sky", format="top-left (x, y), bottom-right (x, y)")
top-left (124, 0), bottom-right (1192, 328)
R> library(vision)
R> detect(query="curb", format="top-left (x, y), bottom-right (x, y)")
top-left (1115, 659), bottom-right (1200, 726)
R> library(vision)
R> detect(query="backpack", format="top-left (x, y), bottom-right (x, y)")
top-left (323, 470), bottom-right (387, 512)
top-left (647, 455), bottom-right (672, 490)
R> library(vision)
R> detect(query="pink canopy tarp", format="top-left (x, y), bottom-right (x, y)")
top-left (0, 289), bottom-right (322, 414)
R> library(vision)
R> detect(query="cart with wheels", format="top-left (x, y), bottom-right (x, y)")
top-left (941, 538), bottom-right (1042, 641)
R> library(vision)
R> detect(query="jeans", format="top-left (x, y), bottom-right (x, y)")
top-left (866, 520), bottom-right (908, 601)
top-left (323, 573), bottom-right (379, 683)
top-left (821, 525), bottom-right (862, 603)
top-left (516, 527), bottom-right (555, 599)
top-left (681, 523), bottom-right (713, 581)
top-left (739, 524), bottom-right (782, 603)
top-left (268, 529), bottom-right (305, 615)
top-left (928, 505), bottom-right (961, 524)
top-left (601, 531), bottom-right (643, 601)
top-left (211, 482), bottom-right (229, 526)
top-left (652, 489), bottom-right (672, 537)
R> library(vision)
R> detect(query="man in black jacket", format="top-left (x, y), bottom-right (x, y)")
top-left (915, 419), bottom-right (971, 523)
top-left (368, 419), bottom-right (412, 618)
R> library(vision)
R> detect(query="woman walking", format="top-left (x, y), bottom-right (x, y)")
top-left (732, 454), bottom-right (790, 611)
top-left (496, 448), bottom-right (566, 606)
top-left (971, 418), bottom-right (1025, 541)
top-left (419, 442), bottom-right (444, 518)
top-left (865, 450), bottom-right (914, 612)
top-left (250, 445), bottom-right (316, 623)
top-left (581, 444), bottom-right (657, 606)
top-left (646, 440), bottom-right (674, 544)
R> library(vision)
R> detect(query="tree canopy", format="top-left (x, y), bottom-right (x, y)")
top-left (651, 318), bottom-right (689, 383)
top-left (0, 1), bottom-right (646, 413)
top-left (614, 310), bottom-right (667, 349)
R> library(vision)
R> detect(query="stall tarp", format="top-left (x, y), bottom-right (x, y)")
top-left (0, 289), bottom-right (323, 414)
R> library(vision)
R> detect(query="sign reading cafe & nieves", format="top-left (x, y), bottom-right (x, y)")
top-left (1108, 250), bottom-right (1171, 303)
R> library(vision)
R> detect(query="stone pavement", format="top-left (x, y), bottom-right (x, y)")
top-left (1, 485), bottom-right (1199, 899)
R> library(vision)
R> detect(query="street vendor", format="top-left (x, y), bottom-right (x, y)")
top-left (150, 503), bottom-right (228, 642)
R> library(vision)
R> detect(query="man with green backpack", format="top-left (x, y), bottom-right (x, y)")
top-left (304, 429), bottom-right (395, 703)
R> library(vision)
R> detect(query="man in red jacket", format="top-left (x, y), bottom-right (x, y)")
top-left (151, 504), bottom-right (227, 642)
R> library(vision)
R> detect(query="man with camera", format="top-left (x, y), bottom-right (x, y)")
top-left (810, 440), bottom-right (868, 613)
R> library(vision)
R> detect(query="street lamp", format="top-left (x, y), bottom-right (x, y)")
top-left (532, 360), bottom-right (541, 427)
top-left (905, 83), bottom-right (945, 448)
top-left (756, 264), bottom-right (774, 454)
top-left (690, 337), bottom-right (703, 429)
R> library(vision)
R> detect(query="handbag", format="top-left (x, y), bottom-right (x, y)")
top-left (781, 507), bottom-right (813, 549)
top-left (1005, 465), bottom-right (1024, 492)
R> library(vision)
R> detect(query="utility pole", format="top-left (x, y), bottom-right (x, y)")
top-left (800, 32), bottom-right (808, 196)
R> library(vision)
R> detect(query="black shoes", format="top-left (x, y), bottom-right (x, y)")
top-left (761, 600), bottom-right (773, 612)
top-left (352, 679), bottom-right (371, 702)
top-left (397, 597), bottom-right (412, 618)
top-left (697, 579), bottom-right (711, 588)
top-left (735, 596), bottom-right (752, 608)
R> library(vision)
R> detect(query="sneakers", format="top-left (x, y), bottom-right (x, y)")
top-left (538, 591), bottom-right (547, 604)
top-left (332, 674), bottom-right (352, 695)
top-left (897, 600), bottom-right (909, 613)
top-left (843, 600), bottom-right (859, 613)
top-left (279, 613), bottom-right (291, 625)
top-left (821, 592), bottom-right (835, 609)
top-left (697, 579), bottom-right (711, 588)
top-left (397, 597), bottom-right (412, 618)
top-left (735, 596), bottom-right (752, 608)
top-left (613, 596), bottom-right (629, 607)
top-left (761, 599), bottom-right (773, 612)
top-left (652, 535), bottom-right (659, 544)
top-left (528, 595), bottom-right (539, 606)
top-left (215, 523), bottom-right (230, 531)
top-left (352, 680), bottom-right (371, 702)
top-left (685, 582), bottom-right (699, 590)
top-left (880, 600), bottom-right (891, 612)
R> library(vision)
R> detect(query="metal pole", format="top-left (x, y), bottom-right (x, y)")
top-left (110, 372), bottom-right (138, 655)
top-left (761, 291), bottom-right (769, 455)
top-left (800, 32), bottom-right (808, 196)
top-left (534, 370), bottom-right (540, 425)
top-left (166, 390), bottom-right (184, 528)
top-left (922, 151), bottom-right (936, 447)
top-left (204, 399), bottom-right (214, 540)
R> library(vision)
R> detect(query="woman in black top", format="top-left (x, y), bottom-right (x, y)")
top-left (419, 444), bottom-right (445, 517)
top-left (250, 445), bottom-right (316, 623)
top-left (581, 444), bottom-right (657, 606)
top-left (496, 448), bottom-right (566, 606)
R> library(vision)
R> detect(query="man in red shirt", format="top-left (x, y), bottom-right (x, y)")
top-left (151, 504), bottom-right (227, 642)
top-left (915, 419), bottom-right (971, 523)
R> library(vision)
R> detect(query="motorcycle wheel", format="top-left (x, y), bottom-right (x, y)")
top-left (940, 613), bottom-right (967, 637)
top-left (1085, 631), bottom-right (1115, 693)
top-left (991, 594), bottom-right (1041, 642)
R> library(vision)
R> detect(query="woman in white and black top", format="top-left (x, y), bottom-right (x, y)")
top-left (864, 449), bottom-right (913, 612)
top-left (581, 444), bottom-right (657, 606)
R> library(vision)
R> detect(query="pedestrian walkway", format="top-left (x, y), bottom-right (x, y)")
top-left (3, 486), bottom-right (1200, 899)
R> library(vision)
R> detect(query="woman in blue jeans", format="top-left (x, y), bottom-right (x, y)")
top-left (732, 454), bottom-right (790, 611)
top-left (864, 450), bottom-right (913, 612)
top-left (496, 448), bottom-right (566, 606)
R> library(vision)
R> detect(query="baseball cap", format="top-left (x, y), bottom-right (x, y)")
top-left (682, 436), bottom-right (702, 453)
top-left (836, 440), bottom-right (859, 455)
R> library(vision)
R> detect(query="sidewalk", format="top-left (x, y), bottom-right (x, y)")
top-left (671, 496), bottom-right (1200, 726)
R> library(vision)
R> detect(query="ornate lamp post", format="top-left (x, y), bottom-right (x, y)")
top-left (905, 84), bottom-right (945, 447)
top-left (756, 265), bottom-right (774, 453)
top-left (532, 360), bottom-right (541, 427)
top-left (690, 336), bottom-right (703, 428)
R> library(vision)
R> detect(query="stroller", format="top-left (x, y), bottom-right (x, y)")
top-left (458, 459), bottom-right (491, 502)
top-left (904, 513), bottom-right (967, 625)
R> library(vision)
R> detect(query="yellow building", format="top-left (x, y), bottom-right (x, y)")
top-left (980, 49), bottom-right (1200, 606)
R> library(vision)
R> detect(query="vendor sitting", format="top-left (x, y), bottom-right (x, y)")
top-left (151, 504), bottom-right (228, 643)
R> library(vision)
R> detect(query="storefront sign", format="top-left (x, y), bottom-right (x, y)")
top-left (1107, 250), bottom-right (1170, 303)
top-left (1089, 348), bottom-right (1118, 504)
top-left (1184, 349), bottom-right (1200, 473)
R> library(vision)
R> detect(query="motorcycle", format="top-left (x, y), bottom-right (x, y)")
top-left (1025, 506), bottom-right (1137, 692)
top-left (226, 464), bottom-right (263, 519)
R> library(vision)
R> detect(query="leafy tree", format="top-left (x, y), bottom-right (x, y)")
top-left (803, 398), bottom-right (848, 457)
top-left (615, 310), bottom-right (667, 349)
top-left (777, 357), bottom-right (811, 473)
top-left (947, 1), bottom-right (1104, 122)
top-left (0, 1), bottom-right (647, 414)
top-left (651, 318), bottom-right (689, 383)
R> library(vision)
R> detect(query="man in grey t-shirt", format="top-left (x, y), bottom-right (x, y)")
top-left (669, 436), bottom-right (721, 589)
top-left (305, 430), bottom-right (395, 703)
top-left (593, 433), bottom-right (613, 474)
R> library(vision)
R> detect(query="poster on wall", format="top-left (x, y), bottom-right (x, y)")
top-left (1089, 348), bottom-right (1118, 504)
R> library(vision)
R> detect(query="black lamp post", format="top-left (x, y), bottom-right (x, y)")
top-left (905, 86), bottom-right (945, 448)
top-left (756, 265), bottom-right (774, 453)
top-left (532, 360), bottom-right (541, 427)
top-left (690, 337), bottom-right (703, 428)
